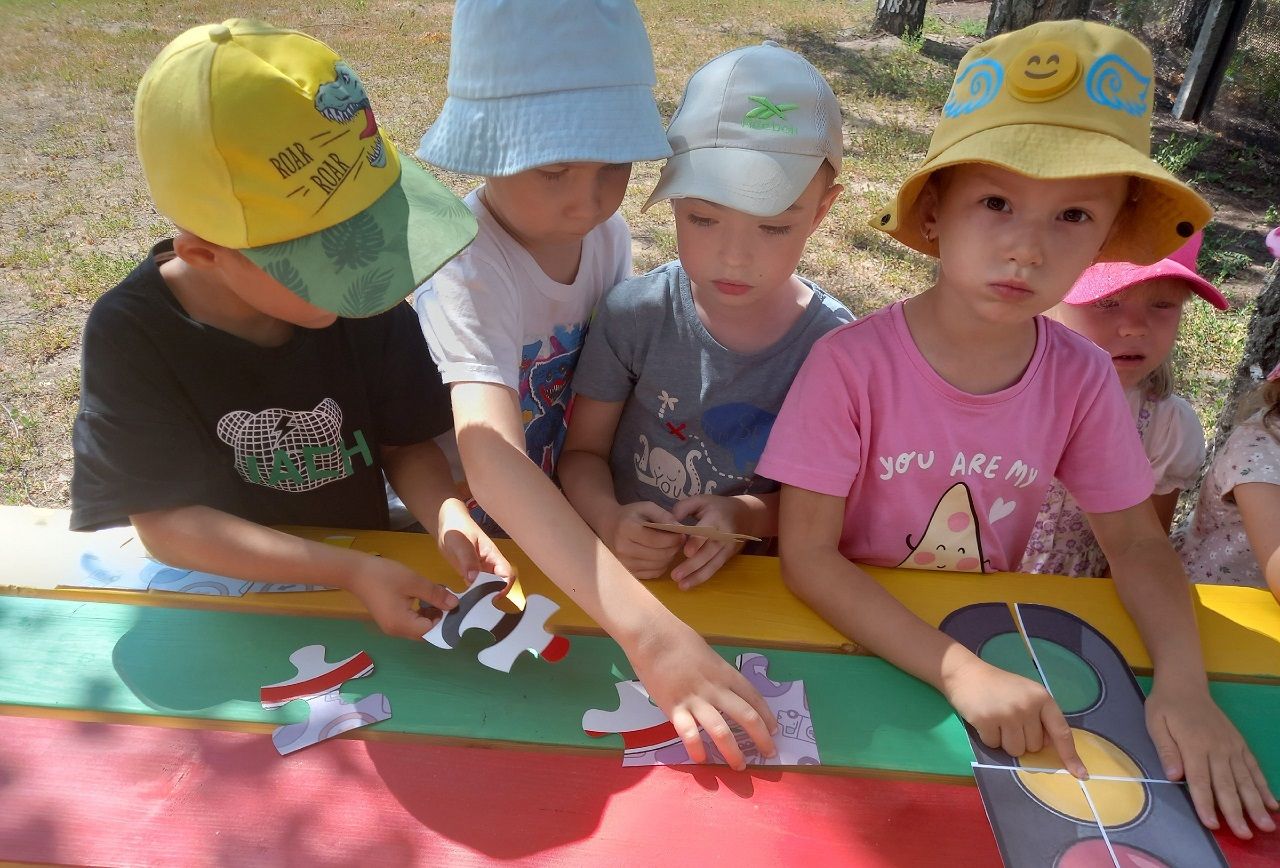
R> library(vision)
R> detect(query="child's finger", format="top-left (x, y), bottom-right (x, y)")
top-left (673, 540), bottom-right (721, 585)
top-left (676, 544), bottom-right (736, 590)
top-left (1183, 750), bottom-right (1220, 829)
top-left (670, 704), bottom-right (707, 765)
top-left (1232, 753), bottom-right (1277, 834)
top-left (1041, 704), bottom-right (1086, 778)
top-left (1211, 755), bottom-right (1249, 838)
top-left (1148, 711), bottom-right (1185, 781)
top-left (682, 533), bottom-right (708, 557)
top-left (716, 687), bottom-right (777, 760)
top-left (691, 701), bottom-right (746, 771)
top-left (409, 575), bottom-right (459, 612)
top-left (438, 530), bottom-right (481, 582)
top-left (1000, 723), bottom-right (1026, 759)
top-left (1243, 751), bottom-right (1279, 811)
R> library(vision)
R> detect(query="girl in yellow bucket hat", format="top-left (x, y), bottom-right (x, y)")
top-left (757, 19), bottom-right (1276, 838)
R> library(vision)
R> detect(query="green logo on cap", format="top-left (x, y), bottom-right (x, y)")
top-left (744, 96), bottom-right (798, 134)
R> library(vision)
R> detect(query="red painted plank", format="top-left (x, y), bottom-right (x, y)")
top-left (2, 715), bottom-right (1274, 866)
top-left (0, 714), bottom-right (998, 866)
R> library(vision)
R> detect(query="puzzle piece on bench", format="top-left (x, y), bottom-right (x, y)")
top-left (583, 652), bottom-right (820, 767)
top-left (259, 644), bottom-right (390, 755)
top-left (422, 573), bottom-right (570, 672)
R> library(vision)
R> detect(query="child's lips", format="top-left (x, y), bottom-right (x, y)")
top-left (990, 281), bottom-right (1032, 299)
top-left (713, 280), bottom-right (752, 296)
top-left (1112, 353), bottom-right (1147, 364)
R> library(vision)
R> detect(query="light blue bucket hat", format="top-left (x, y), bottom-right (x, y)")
top-left (417, 0), bottom-right (672, 176)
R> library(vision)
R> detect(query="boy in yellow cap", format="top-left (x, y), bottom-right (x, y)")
top-left (70, 20), bottom-right (511, 639)
top-left (760, 20), bottom-right (1277, 836)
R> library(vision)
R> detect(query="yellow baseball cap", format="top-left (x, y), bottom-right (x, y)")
top-left (135, 19), bottom-right (476, 317)
top-left (872, 20), bottom-right (1211, 265)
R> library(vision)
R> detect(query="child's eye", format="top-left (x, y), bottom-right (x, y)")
top-left (539, 168), bottom-right (568, 182)
top-left (1093, 298), bottom-right (1120, 310)
top-left (983, 196), bottom-right (1010, 212)
top-left (603, 162), bottom-right (632, 173)
top-left (761, 224), bottom-right (793, 236)
top-left (686, 214), bottom-right (715, 227)
top-left (1061, 208), bottom-right (1091, 223)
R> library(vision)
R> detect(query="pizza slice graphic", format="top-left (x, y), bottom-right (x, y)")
top-left (897, 482), bottom-right (986, 573)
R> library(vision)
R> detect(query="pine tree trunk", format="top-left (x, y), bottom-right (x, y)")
top-left (986, 0), bottom-right (1095, 37)
top-left (1212, 261), bottom-right (1280, 450)
top-left (875, 0), bottom-right (929, 37)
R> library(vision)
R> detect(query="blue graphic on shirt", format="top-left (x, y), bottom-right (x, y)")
top-left (521, 323), bottom-right (585, 475)
top-left (702, 402), bottom-right (777, 473)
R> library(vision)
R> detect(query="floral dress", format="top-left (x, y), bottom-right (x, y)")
top-left (1020, 389), bottom-right (1205, 578)
top-left (1175, 413), bottom-right (1280, 588)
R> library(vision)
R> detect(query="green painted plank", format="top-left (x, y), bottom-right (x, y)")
top-left (0, 595), bottom-right (975, 777)
top-left (2, 596), bottom-right (1276, 784)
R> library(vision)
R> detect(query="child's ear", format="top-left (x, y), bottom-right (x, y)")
top-left (172, 231), bottom-right (223, 270)
top-left (810, 183), bottom-right (844, 230)
top-left (917, 179), bottom-right (942, 245)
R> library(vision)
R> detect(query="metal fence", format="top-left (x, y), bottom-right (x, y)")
top-left (1093, 0), bottom-right (1279, 138)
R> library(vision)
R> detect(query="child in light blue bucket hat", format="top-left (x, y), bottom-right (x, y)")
top-left (413, 0), bottom-right (779, 771)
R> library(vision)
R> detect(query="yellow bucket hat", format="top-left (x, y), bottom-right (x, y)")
top-left (135, 19), bottom-right (477, 317)
top-left (872, 20), bottom-right (1211, 265)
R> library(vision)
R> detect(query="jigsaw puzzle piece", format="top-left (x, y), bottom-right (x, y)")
top-left (422, 573), bottom-right (570, 671)
top-left (270, 692), bottom-right (392, 756)
top-left (147, 567), bottom-right (252, 596)
top-left (584, 654), bottom-right (821, 768)
top-left (260, 645), bottom-right (375, 708)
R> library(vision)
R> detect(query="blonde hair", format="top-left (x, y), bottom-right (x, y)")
top-left (1140, 358), bottom-right (1174, 401)
top-left (1237, 377), bottom-right (1280, 439)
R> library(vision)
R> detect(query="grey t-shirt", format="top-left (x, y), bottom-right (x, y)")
top-left (573, 261), bottom-right (853, 510)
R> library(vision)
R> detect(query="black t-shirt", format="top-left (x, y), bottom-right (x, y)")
top-left (70, 240), bottom-right (452, 532)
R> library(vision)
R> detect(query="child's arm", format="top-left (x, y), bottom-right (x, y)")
top-left (1234, 482), bottom-right (1280, 601)
top-left (131, 505), bottom-right (457, 638)
top-left (559, 396), bottom-right (683, 579)
top-left (1090, 501), bottom-right (1279, 837)
top-left (1150, 491), bottom-right (1180, 533)
top-left (778, 484), bottom-right (1086, 774)
top-left (381, 440), bottom-right (514, 584)
top-left (451, 380), bottom-right (777, 769)
top-left (668, 492), bottom-right (777, 589)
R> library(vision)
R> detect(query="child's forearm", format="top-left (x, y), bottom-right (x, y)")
top-left (557, 448), bottom-right (624, 539)
top-left (1095, 506), bottom-right (1209, 688)
top-left (381, 440), bottom-right (464, 535)
top-left (730, 491), bottom-right (778, 538)
top-left (452, 384), bottom-right (675, 642)
top-left (782, 541), bottom-right (970, 690)
top-left (130, 504), bottom-right (377, 591)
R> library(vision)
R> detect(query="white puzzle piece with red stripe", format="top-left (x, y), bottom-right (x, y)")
top-left (259, 645), bottom-right (391, 755)
top-left (582, 652), bottom-right (820, 767)
top-left (422, 573), bottom-right (570, 673)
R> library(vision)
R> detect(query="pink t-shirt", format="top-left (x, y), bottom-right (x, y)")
top-left (756, 302), bottom-right (1153, 572)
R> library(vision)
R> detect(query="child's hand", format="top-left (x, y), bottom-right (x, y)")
top-left (606, 501), bottom-right (684, 579)
top-left (944, 657), bottom-right (1087, 777)
top-left (670, 494), bottom-right (746, 590)
top-left (1145, 679), bottom-right (1278, 837)
top-left (435, 497), bottom-right (516, 586)
top-left (625, 616), bottom-right (778, 771)
top-left (347, 556), bottom-right (459, 640)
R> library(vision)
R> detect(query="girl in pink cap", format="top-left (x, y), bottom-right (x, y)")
top-left (1021, 231), bottom-right (1228, 577)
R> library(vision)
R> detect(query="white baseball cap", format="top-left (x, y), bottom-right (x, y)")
top-left (644, 40), bottom-right (843, 217)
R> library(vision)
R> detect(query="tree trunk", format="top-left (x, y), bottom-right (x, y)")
top-left (1212, 260), bottom-right (1280, 450)
top-left (986, 0), bottom-right (1094, 37)
top-left (875, 0), bottom-right (929, 37)
top-left (1172, 0), bottom-right (1214, 49)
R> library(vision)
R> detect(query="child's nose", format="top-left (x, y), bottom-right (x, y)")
top-left (1117, 309), bottom-right (1148, 336)
top-left (1005, 221), bottom-right (1045, 268)
top-left (720, 230), bottom-right (752, 267)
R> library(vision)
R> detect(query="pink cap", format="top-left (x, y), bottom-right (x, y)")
top-left (1267, 227), bottom-right (1280, 259)
top-left (1062, 231), bottom-right (1228, 311)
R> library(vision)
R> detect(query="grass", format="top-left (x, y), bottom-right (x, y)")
top-left (0, 0), bottom-right (1272, 508)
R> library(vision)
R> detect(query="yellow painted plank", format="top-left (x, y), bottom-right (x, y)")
top-left (2, 506), bottom-right (1277, 679)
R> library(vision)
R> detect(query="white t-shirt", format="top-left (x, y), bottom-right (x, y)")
top-left (412, 188), bottom-right (631, 524)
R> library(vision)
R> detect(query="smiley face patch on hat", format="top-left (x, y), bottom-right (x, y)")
top-left (872, 19), bottom-right (1212, 266)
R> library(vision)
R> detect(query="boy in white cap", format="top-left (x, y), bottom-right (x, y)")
top-left (413, 0), bottom-right (778, 768)
top-left (560, 42), bottom-right (851, 589)
top-left (760, 20), bottom-right (1276, 835)
top-left (71, 20), bottom-right (511, 639)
